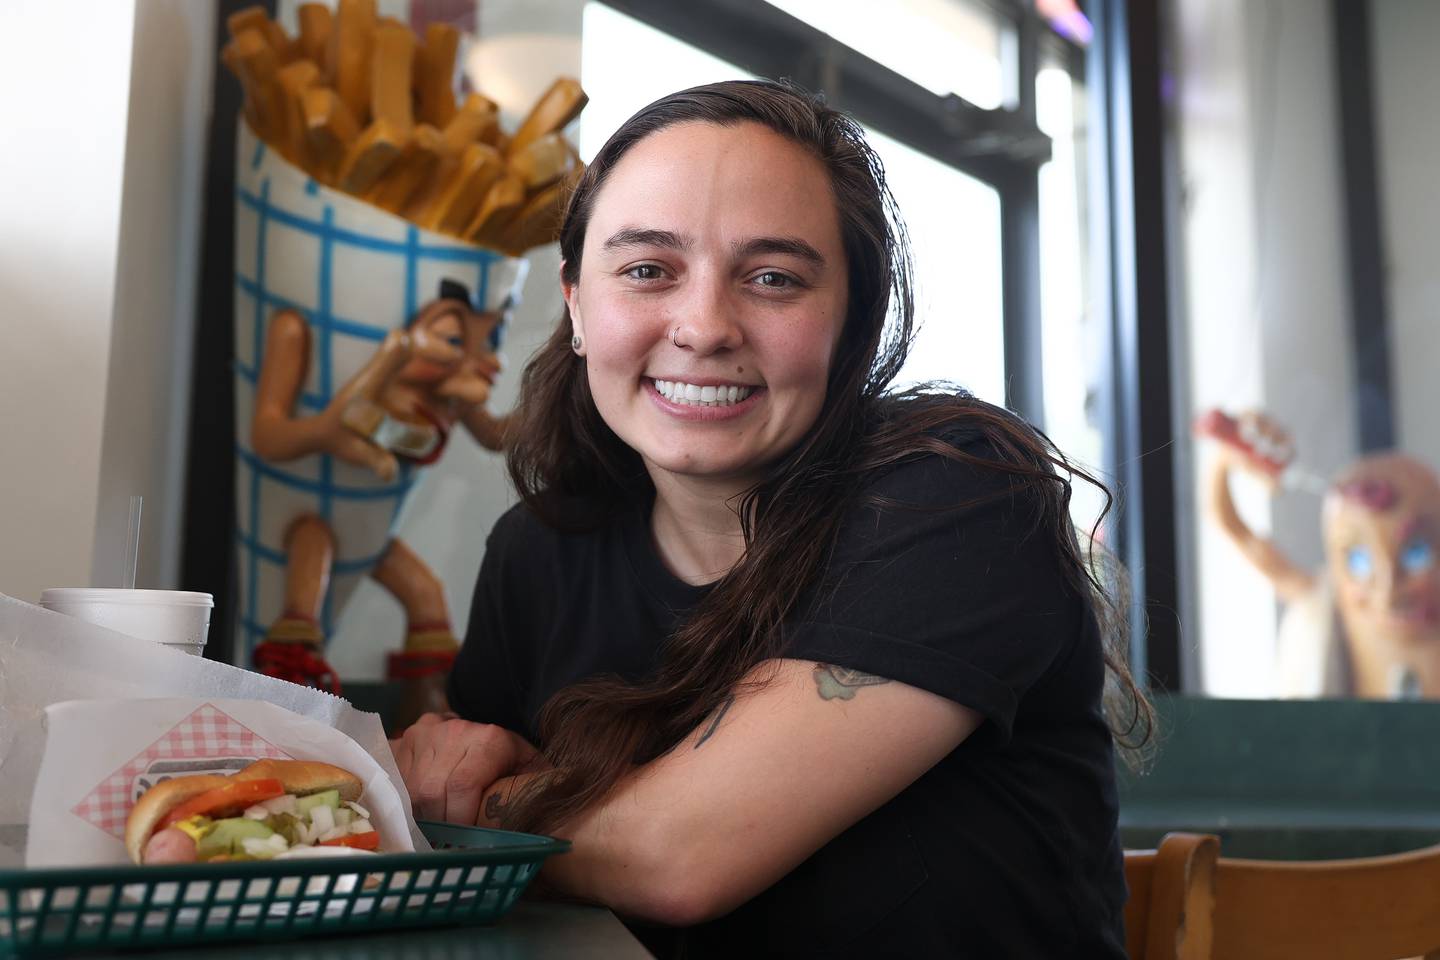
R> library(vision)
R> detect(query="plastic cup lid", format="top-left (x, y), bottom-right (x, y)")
top-left (39, 588), bottom-right (214, 607)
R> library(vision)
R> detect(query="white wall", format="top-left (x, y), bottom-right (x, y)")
top-left (1372, 0), bottom-right (1440, 466)
top-left (0, 1), bottom-right (212, 604)
top-left (1173, 0), bottom-right (1355, 696)
top-left (0, 1), bottom-right (136, 602)
top-left (92, 1), bottom-right (216, 592)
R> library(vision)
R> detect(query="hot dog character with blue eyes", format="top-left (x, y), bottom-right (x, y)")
top-left (250, 279), bottom-right (512, 717)
top-left (1197, 409), bottom-right (1440, 698)
top-left (1323, 456), bottom-right (1440, 697)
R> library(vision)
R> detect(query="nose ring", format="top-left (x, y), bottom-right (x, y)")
top-left (671, 325), bottom-right (681, 348)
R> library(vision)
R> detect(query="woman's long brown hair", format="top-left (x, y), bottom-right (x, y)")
top-left (501, 80), bottom-right (1153, 835)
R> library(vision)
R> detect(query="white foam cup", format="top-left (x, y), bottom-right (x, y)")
top-left (38, 589), bottom-right (214, 656)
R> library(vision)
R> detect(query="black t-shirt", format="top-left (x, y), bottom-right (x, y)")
top-left (450, 432), bottom-right (1128, 958)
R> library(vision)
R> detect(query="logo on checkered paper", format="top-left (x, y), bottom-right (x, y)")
top-left (71, 703), bottom-right (292, 838)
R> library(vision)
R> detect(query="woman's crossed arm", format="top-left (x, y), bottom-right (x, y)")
top-left (478, 658), bottom-right (980, 926)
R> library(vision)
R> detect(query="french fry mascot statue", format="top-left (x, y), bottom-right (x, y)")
top-left (1197, 409), bottom-right (1440, 698)
top-left (251, 278), bottom-right (510, 718)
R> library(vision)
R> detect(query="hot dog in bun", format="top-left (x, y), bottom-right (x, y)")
top-left (126, 759), bottom-right (382, 864)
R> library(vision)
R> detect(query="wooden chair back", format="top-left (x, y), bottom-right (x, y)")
top-left (1126, 832), bottom-right (1440, 959)
top-left (1210, 842), bottom-right (1440, 960)
top-left (1123, 832), bottom-right (1217, 960)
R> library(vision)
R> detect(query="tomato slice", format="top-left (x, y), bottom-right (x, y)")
top-left (319, 831), bottom-right (380, 850)
top-left (160, 778), bottom-right (285, 828)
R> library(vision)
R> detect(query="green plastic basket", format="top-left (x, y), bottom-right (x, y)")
top-left (0, 821), bottom-right (569, 957)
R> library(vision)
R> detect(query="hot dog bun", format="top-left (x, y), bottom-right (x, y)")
top-left (125, 775), bottom-right (234, 864)
top-left (233, 759), bottom-right (363, 801)
top-left (125, 760), bottom-right (364, 863)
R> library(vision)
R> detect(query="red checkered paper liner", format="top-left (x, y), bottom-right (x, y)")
top-left (71, 702), bottom-right (292, 838)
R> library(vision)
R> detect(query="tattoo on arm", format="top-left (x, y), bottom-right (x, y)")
top-left (813, 663), bottom-right (892, 701)
top-left (484, 791), bottom-right (507, 823)
top-left (694, 694), bottom-right (735, 749)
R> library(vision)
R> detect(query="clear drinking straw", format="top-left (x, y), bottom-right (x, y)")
top-left (122, 495), bottom-right (143, 590)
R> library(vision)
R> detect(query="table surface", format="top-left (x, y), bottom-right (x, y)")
top-left (73, 901), bottom-right (655, 959)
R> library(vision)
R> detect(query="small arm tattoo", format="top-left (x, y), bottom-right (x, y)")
top-left (694, 694), bottom-right (735, 749)
top-left (813, 663), bottom-right (891, 701)
top-left (484, 791), bottom-right (507, 822)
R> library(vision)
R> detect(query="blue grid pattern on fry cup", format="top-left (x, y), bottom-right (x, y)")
top-left (232, 121), bottom-right (528, 663)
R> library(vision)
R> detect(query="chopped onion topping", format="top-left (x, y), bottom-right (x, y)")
top-left (243, 805), bottom-right (269, 820)
top-left (351, 819), bottom-right (373, 835)
top-left (344, 800), bottom-right (370, 820)
top-left (241, 834), bottom-right (289, 857)
top-left (319, 826), bottom-right (350, 843)
top-left (309, 804), bottom-right (335, 836)
top-left (262, 794), bottom-right (299, 816)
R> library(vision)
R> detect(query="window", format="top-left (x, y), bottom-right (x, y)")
top-left (877, 132), bottom-right (1004, 405)
top-left (760, 0), bottom-right (1011, 109)
top-left (1168, 0), bottom-right (1440, 702)
top-left (1036, 46), bottom-right (1106, 535)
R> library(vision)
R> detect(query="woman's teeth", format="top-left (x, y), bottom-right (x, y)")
top-left (654, 379), bottom-right (754, 407)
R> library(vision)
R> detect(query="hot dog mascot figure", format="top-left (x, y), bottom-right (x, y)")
top-left (1197, 409), bottom-right (1440, 698)
top-left (250, 279), bottom-right (511, 721)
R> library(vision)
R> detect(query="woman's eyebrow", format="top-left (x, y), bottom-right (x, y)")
top-left (602, 228), bottom-right (692, 252)
top-left (733, 236), bottom-right (826, 267)
top-left (600, 230), bottom-right (826, 268)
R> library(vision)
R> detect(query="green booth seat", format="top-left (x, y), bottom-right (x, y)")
top-left (1119, 695), bottom-right (1440, 860)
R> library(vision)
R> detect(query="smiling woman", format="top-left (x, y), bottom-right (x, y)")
top-left (389, 79), bottom-right (1151, 958)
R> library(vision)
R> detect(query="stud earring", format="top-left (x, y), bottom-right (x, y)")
top-left (571, 335), bottom-right (582, 351)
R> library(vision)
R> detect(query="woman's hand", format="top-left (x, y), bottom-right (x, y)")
top-left (389, 713), bottom-right (540, 825)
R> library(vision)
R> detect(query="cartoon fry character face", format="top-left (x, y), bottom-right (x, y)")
top-left (1323, 454), bottom-right (1440, 646)
top-left (397, 285), bottom-right (506, 406)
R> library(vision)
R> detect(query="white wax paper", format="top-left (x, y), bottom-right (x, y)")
top-left (0, 593), bottom-right (428, 863)
top-left (28, 699), bottom-right (419, 868)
